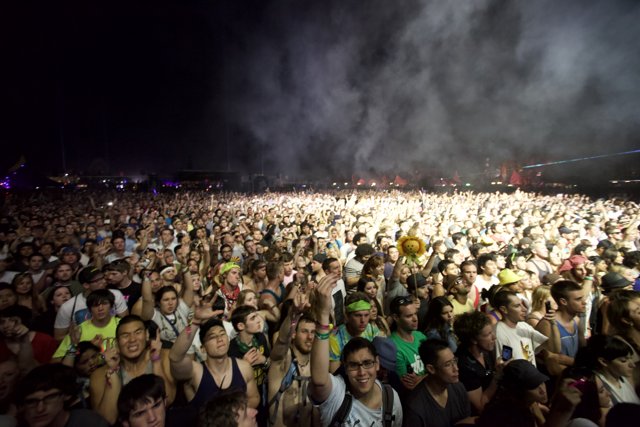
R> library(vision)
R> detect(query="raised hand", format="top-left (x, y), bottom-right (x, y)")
top-left (103, 339), bottom-right (120, 369)
top-left (149, 332), bottom-right (162, 358)
top-left (292, 291), bottom-right (310, 314)
top-left (313, 273), bottom-right (339, 316)
top-left (69, 322), bottom-right (81, 345)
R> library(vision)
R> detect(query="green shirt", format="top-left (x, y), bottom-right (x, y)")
top-left (53, 316), bottom-right (120, 359)
top-left (390, 330), bottom-right (427, 376)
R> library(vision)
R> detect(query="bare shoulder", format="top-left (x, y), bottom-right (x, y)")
top-left (236, 358), bottom-right (254, 380)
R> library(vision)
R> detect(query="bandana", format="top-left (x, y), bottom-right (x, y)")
top-left (558, 255), bottom-right (587, 273)
top-left (346, 300), bottom-right (372, 313)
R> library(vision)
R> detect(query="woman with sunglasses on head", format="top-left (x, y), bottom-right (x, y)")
top-left (424, 296), bottom-right (458, 353)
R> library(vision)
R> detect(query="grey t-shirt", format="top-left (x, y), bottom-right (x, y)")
top-left (403, 381), bottom-right (470, 427)
top-left (315, 375), bottom-right (403, 427)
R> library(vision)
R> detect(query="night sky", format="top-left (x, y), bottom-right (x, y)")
top-left (3, 0), bottom-right (640, 181)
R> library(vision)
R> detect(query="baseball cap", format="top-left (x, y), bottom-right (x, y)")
top-left (502, 360), bottom-right (549, 390)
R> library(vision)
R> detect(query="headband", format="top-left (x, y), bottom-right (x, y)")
top-left (346, 300), bottom-right (372, 313)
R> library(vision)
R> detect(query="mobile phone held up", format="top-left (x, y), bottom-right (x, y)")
top-left (501, 345), bottom-right (513, 361)
top-left (545, 301), bottom-right (552, 314)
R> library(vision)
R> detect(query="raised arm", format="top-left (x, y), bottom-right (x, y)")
top-left (271, 292), bottom-right (309, 362)
top-left (168, 321), bottom-right (198, 382)
top-left (90, 341), bottom-right (121, 425)
top-left (309, 273), bottom-right (339, 404)
top-left (140, 274), bottom-right (155, 321)
top-left (181, 270), bottom-right (195, 308)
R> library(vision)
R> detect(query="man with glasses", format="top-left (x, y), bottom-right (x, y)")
top-left (404, 339), bottom-right (472, 427)
top-left (15, 363), bottom-right (109, 427)
top-left (309, 274), bottom-right (402, 426)
top-left (389, 296), bottom-right (427, 393)
top-left (54, 266), bottom-right (129, 341)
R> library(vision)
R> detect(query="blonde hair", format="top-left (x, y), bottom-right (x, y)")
top-left (531, 285), bottom-right (551, 313)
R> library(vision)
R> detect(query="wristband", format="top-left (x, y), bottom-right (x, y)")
top-left (66, 344), bottom-right (78, 355)
top-left (105, 366), bottom-right (120, 387)
top-left (584, 276), bottom-right (594, 281)
top-left (316, 323), bottom-right (333, 331)
top-left (315, 331), bottom-right (330, 340)
top-left (150, 353), bottom-right (161, 362)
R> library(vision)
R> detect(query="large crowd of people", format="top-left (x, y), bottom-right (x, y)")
top-left (1, 189), bottom-right (640, 427)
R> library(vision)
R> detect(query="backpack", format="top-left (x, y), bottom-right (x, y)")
top-left (328, 382), bottom-right (395, 427)
top-left (268, 356), bottom-right (310, 426)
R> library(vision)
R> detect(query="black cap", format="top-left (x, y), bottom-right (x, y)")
top-left (406, 273), bottom-right (427, 289)
top-left (502, 359), bottom-right (549, 390)
top-left (78, 266), bottom-right (102, 284)
top-left (601, 272), bottom-right (632, 294)
top-left (355, 243), bottom-right (375, 258)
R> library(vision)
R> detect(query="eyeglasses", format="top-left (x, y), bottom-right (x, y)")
top-left (438, 357), bottom-right (459, 369)
top-left (22, 391), bottom-right (64, 409)
top-left (345, 359), bottom-right (376, 371)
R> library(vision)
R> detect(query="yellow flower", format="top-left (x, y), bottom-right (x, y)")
top-left (397, 235), bottom-right (426, 257)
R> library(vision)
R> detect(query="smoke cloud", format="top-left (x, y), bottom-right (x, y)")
top-left (222, 0), bottom-right (640, 180)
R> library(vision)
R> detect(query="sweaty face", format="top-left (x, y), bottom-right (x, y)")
top-left (293, 321), bottom-right (316, 354)
top-left (344, 349), bottom-right (379, 398)
top-left (117, 322), bottom-right (148, 359)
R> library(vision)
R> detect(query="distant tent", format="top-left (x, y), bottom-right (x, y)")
top-left (393, 175), bottom-right (408, 186)
top-left (510, 170), bottom-right (523, 186)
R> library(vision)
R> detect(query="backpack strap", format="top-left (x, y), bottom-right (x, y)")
top-left (329, 392), bottom-right (352, 427)
top-left (382, 384), bottom-right (395, 427)
top-left (268, 356), bottom-right (299, 426)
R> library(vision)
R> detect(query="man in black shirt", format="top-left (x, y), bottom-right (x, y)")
top-left (403, 339), bottom-right (473, 427)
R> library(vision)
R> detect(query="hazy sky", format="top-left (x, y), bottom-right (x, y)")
top-left (4, 0), bottom-right (639, 181)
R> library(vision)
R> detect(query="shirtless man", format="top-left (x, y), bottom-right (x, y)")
top-left (267, 292), bottom-right (319, 426)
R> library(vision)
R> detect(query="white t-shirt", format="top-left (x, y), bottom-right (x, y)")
top-left (152, 299), bottom-right (191, 343)
top-left (54, 290), bottom-right (128, 329)
top-left (0, 270), bottom-right (18, 284)
top-left (496, 321), bottom-right (547, 367)
top-left (315, 374), bottom-right (403, 427)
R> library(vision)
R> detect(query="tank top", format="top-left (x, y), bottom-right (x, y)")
top-left (557, 319), bottom-right (579, 358)
top-left (190, 358), bottom-right (247, 408)
top-left (119, 361), bottom-right (154, 386)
